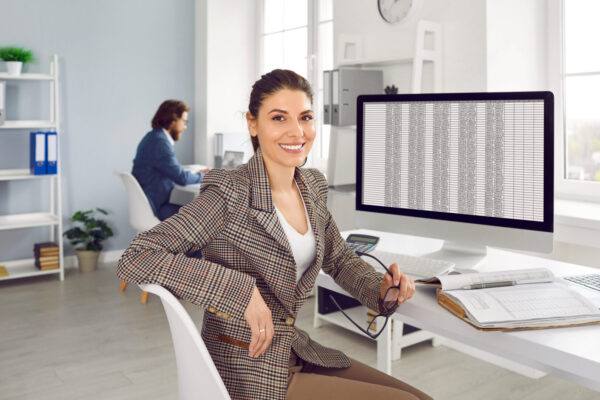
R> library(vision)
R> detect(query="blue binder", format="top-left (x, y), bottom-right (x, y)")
top-left (30, 131), bottom-right (46, 175)
top-left (45, 131), bottom-right (57, 174)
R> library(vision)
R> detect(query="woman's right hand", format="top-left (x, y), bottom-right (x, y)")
top-left (243, 286), bottom-right (274, 358)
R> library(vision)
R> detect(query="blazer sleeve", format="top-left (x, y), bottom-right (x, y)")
top-left (153, 138), bottom-right (202, 185)
top-left (116, 171), bottom-right (255, 321)
top-left (310, 169), bottom-right (391, 313)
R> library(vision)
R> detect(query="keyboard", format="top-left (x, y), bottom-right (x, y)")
top-left (363, 250), bottom-right (455, 279)
top-left (564, 274), bottom-right (600, 292)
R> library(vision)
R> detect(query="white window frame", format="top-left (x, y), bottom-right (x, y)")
top-left (549, 0), bottom-right (600, 202)
top-left (257, 0), bottom-right (330, 171)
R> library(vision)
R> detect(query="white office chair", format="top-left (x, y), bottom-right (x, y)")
top-left (114, 171), bottom-right (161, 232)
top-left (139, 284), bottom-right (230, 400)
top-left (115, 171), bottom-right (161, 303)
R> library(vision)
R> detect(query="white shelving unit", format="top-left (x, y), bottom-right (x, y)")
top-left (327, 20), bottom-right (443, 187)
top-left (338, 20), bottom-right (443, 93)
top-left (0, 55), bottom-right (64, 281)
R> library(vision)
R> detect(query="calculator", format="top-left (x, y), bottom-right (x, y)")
top-left (345, 234), bottom-right (379, 253)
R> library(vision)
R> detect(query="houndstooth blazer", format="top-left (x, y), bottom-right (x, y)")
top-left (117, 149), bottom-right (386, 400)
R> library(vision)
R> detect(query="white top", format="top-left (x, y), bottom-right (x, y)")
top-left (274, 184), bottom-right (316, 283)
top-left (162, 128), bottom-right (174, 146)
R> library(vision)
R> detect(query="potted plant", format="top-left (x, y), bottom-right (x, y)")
top-left (63, 208), bottom-right (114, 272)
top-left (0, 46), bottom-right (34, 76)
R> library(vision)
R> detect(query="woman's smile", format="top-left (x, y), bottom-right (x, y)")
top-left (279, 143), bottom-right (305, 153)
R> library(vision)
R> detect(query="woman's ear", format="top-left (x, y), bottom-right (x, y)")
top-left (246, 112), bottom-right (257, 137)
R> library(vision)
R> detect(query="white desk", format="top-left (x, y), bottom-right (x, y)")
top-left (168, 165), bottom-right (208, 206)
top-left (314, 229), bottom-right (600, 392)
top-left (170, 183), bottom-right (200, 205)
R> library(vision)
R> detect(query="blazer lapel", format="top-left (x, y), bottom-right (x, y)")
top-left (247, 151), bottom-right (297, 313)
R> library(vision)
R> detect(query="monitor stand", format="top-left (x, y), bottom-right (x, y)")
top-left (425, 241), bottom-right (488, 272)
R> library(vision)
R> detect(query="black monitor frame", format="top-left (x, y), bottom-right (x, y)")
top-left (356, 91), bottom-right (554, 233)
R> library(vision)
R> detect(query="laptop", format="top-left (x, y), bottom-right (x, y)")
top-left (222, 151), bottom-right (245, 169)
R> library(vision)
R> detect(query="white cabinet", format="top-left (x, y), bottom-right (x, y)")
top-left (0, 55), bottom-right (64, 281)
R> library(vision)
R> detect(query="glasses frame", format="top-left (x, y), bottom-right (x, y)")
top-left (328, 251), bottom-right (400, 339)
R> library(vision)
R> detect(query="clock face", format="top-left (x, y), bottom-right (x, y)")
top-left (378, 0), bottom-right (414, 24)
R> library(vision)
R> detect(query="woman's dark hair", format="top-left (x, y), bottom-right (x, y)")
top-left (248, 69), bottom-right (313, 152)
top-left (151, 99), bottom-right (189, 130)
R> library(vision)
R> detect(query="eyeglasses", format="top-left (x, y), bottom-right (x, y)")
top-left (328, 252), bottom-right (400, 339)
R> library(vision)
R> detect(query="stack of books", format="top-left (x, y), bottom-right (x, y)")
top-left (366, 308), bottom-right (379, 331)
top-left (34, 242), bottom-right (59, 270)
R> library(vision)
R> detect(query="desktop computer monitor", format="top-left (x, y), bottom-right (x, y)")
top-left (355, 91), bottom-right (554, 269)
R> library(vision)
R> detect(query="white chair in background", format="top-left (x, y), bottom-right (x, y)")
top-left (139, 283), bottom-right (230, 400)
top-left (114, 171), bottom-right (161, 303)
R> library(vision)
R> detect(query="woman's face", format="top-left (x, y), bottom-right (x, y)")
top-left (247, 89), bottom-right (315, 169)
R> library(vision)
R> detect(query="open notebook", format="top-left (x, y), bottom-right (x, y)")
top-left (433, 268), bottom-right (600, 331)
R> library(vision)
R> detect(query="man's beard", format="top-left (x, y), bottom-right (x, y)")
top-left (169, 129), bottom-right (181, 141)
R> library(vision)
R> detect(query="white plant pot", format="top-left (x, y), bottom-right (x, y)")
top-left (6, 61), bottom-right (23, 76)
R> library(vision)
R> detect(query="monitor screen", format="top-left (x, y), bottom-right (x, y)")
top-left (356, 92), bottom-right (554, 234)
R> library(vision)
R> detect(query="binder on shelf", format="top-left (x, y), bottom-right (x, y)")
top-left (29, 131), bottom-right (46, 175)
top-left (323, 70), bottom-right (332, 125)
top-left (331, 69), bottom-right (339, 125)
top-left (331, 69), bottom-right (383, 126)
top-left (46, 131), bottom-right (57, 174)
top-left (0, 81), bottom-right (5, 125)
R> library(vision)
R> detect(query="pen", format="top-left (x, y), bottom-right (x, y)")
top-left (462, 280), bottom-right (516, 290)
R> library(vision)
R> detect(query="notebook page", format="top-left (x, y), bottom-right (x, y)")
top-left (446, 283), bottom-right (600, 325)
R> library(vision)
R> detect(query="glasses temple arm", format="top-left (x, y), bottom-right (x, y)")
top-left (328, 294), bottom-right (389, 339)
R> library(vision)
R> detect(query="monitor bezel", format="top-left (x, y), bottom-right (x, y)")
top-left (356, 91), bottom-right (554, 233)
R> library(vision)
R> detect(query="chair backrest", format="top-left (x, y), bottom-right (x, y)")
top-left (114, 171), bottom-right (160, 233)
top-left (139, 284), bottom-right (230, 400)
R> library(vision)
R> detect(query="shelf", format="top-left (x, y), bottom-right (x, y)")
top-left (0, 169), bottom-right (55, 181)
top-left (0, 212), bottom-right (59, 231)
top-left (316, 306), bottom-right (378, 340)
top-left (0, 72), bottom-right (54, 81)
top-left (337, 57), bottom-right (413, 67)
top-left (0, 258), bottom-right (60, 281)
top-left (0, 121), bottom-right (57, 130)
top-left (0, 55), bottom-right (63, 283)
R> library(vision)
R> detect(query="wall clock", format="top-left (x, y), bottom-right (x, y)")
top-left (378, 0), bottom-right (418, 24)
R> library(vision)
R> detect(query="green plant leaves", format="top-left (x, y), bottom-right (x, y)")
top-left (63, 208), bottom-right (113, 251)
top-left (0, 47), bottom-right (34, 63)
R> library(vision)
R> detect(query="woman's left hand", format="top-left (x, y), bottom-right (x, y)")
top-left (379, 262), bottom-right (415, 307)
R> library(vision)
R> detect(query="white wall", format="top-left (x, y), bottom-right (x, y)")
top-left (195, 0), bottom-right (258, 166)
top-left (486, 0), bottom-right (548, 91)
top-left (0, 0), bottom-right (196, 259)
top-left (333, 0), bottom-right (488, 93)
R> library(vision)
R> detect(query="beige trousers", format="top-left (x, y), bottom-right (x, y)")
top-left (286, 352), bottom-right (433, 400)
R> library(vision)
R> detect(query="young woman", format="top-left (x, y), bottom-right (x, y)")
top-left (117, 69), bottom-right (432, 400)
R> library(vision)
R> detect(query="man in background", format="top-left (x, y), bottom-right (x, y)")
top-left (132, 100), bottom-right (208, 220)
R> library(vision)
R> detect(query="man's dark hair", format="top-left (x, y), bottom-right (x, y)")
top-left (151, 100), bottom-right (190, 130)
